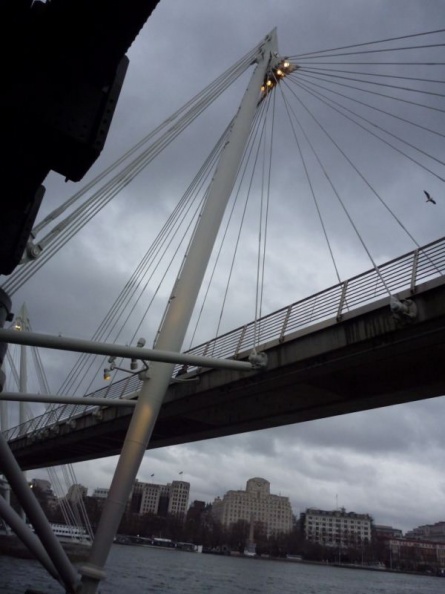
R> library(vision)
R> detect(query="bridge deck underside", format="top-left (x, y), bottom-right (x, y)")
top-left (8, 282), bottom-right (445, 470)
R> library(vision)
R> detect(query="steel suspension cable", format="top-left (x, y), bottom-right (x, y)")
top-left (289, 75), bottom-right (445, 138)
top-left (298, 65), bottom-right (445, 85)
top-left (123, 137), bottom-right (229, 356)
top-left (81, 127), bottom-right (230, 390)
top-left (296, 68), bottom-right (445, 98)
top-left (281, 81), bottom-right (393, 294)
top-left (290, 28), bottom-right (445, 59)
top-left (59, 122), bottom-right (233, 395)
top-left (289, 61), bottom-right (445, 66)
top-left (254, 86), bottom-right (275, 349)
top-left (67, 464), bottom-right (93, 540)
top-left (290, 42), bottom-right (445, 61)
top-left (291, 76), bottom-right (445, 171)
top-left (284, 78), bottom-right (440, 253)
top-left (3, 85), bottom-right (229, 296)
top-left (186, 105), bottom-right (267, 350)
top-left (284, 78), bottom-right (443, 279)
top-left (278, 84), bottom-right (343, 286)
top-left (215, 100), bottom-right (272, 347)
top-left (31, 44), bottom-right (261, 238)
top-left (2, 52), bottom-right (258, 296)
top-left (294, 70), bottom-right (445, 114)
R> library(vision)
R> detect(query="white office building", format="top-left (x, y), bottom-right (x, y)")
top-left (302, 507), bottom-right (372, 547)
top-left (212, 477), bottom-right (293, 537)
top-left (139, 480), bottom-right (190, 516)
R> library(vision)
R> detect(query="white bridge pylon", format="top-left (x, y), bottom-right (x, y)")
top-left (78, 29), bottom-right (280, 594)
top-left (0, 29), bottom-right (285, 594)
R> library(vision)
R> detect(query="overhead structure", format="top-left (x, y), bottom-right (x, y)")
top-left (0, 0), bottom-right (161, 275)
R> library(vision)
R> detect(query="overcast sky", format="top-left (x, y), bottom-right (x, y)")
top-left (3, 0), bottom-right (445, 535)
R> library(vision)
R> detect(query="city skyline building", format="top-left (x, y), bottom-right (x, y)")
top-left (92, 488), bottom-right (109, 500)
top-left (29, 476), bottom-right (444, 546)
top-left (138, 480), bottom-right (190, 517)
top-left (65, 483), bottom-right (87, 503)
top-left (405, 521), bottom-right (445, 543)
top-left (301, 507), bottom-right (372, 548)
top-left (374, 524), bottom-right (403, 540)
top-left (211, 477), bottom-right (293, 537)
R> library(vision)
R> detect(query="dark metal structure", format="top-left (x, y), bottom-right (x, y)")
top-left (0, 0), bottom-right (161, 275)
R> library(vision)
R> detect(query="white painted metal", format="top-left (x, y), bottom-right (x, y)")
top-left (18, 305), bottom-right (29, 441)
top-left (0, 431), bottom-right (80, 592)
top-left (0, 391), bottom-right (137, 407)
top-left (78, 29), bottom-right (279, 594)
top-left (0, 328), bottom-right (263, 372)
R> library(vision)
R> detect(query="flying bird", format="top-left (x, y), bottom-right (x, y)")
top-left (424, 190), bottom-right (436, 204)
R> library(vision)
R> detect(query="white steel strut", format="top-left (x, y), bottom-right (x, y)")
top-left (78, 29), bottom-right (280, 594)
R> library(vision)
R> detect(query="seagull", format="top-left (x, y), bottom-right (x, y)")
top-left (424, 190), bottom-right (436, 204)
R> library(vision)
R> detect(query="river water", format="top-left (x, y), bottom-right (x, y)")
top-left (0, 544), bottom-right (442, 594)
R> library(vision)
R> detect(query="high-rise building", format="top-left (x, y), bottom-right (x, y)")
top-left (301, 507), bottom-right (372, 547)
top-left (211, 477), bottom-right (293, 537)
top-left (129, 479), bottom-right (146, 513)
top-left (139, 480), bottom-right (190, 517)
top-left (66, 484), bottom-right (87, 503)
top-left (139, 483), bottom-right (161, 514)
top-left (167, 481), bottom-right (190, 516)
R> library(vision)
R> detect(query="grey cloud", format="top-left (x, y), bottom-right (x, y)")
top-left (7, 0), bottom-right (445, 537)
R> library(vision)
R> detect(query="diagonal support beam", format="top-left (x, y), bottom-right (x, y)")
top-left (78, 29), bottom-right (280, 594)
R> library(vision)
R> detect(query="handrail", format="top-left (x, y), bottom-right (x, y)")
top-left (4, 236), bottom-right (445, 442)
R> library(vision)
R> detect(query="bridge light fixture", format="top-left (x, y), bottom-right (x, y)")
top-left (103, 368), bottom-right (111, 381)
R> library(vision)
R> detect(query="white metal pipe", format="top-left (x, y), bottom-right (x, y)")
top-left (0, 328), bottom-right (261, 371)
top-left (79, 30), bottom-right (278, 594)
top-left (19, 343), bottom-right (27, 426)
top-left (0, 392), bottom-right (137, 407)
top-left (0, 432), bottom-right (80, 591)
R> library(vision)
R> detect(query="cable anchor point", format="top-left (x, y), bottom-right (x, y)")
top-left (390, 295), bottom-right (417, 323)
top-left (248, 351), bottom-right (268, 370)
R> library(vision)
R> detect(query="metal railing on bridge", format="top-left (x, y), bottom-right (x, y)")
top-left (4, 236), bottom-right (445, 442)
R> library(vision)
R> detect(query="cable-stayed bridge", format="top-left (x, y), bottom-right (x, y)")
top-left (4, 236), bottom-right (445, 469)
top-left (1, 24), bottom-right (445, 594)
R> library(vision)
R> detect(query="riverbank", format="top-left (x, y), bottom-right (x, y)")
top-left (1, 542), bottom-right (441, 594)
top-left (0, 535), bottom-right (442, 580)
top-left (224, 550), bottom-right (444, 579)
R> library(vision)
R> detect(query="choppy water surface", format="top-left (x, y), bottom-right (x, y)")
top-left (0, 544), bottom-right (442, 593)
